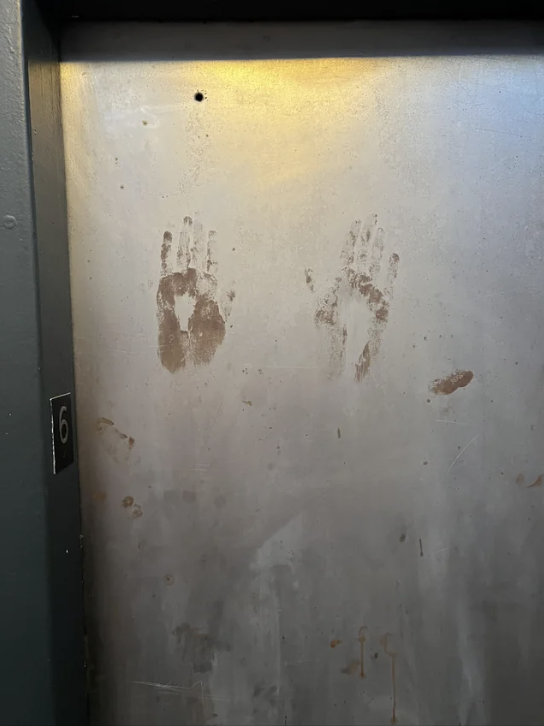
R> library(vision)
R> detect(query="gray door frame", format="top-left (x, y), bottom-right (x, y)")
top-left (0, 1), bottom-right (86, 723)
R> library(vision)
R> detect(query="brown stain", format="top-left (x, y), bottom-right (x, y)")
top-left (311, 217), bottom-right (399, 381)
top-left (329, 639), bottom-right (343, 648)
top-left (97, 417), bottom-right (135, 460)
top-left (164, 574), bottom-right (175, 585)
top-left (419, 538), bottom-right (424, 557)
top-left (242, 400), bottom-right (252, 406)
top-left (380, 634), bottom-right (398, 725)
top-left (528, 474), bottom-right (543, 488)
top-left (358, 627), bottom-right (368, 678)
top-left (92, 491), bottom-right (107, 503)
top-left (516, 473), bottom-right (525, 485)
top-left (341, 659), bottom-right (360, 675)
top-left (431, 370), bottom-right (474, 396)
top-left (156, 222), bottom-right (230, 374)
top-left (122, 496), bottom-right (143, 519)
top-left (183, 490), bottom-right (197, 504)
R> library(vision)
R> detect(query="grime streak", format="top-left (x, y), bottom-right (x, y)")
top-left (358, 626), bottom-right (368, 678)
top-left (380, 633), bottom-right (398, 725)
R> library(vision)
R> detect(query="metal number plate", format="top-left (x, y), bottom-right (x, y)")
top-left (50, 393), bottom-right (74, 474)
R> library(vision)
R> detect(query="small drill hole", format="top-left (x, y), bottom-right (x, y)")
top-left (194, 92), bottom-right (204, 102)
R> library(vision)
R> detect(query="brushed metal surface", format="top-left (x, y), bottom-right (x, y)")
top-left (61, 22), bottom-right (544, 725)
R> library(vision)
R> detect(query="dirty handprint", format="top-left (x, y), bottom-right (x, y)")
top-left (306, 215), bottom-right (399, 381)
top-left (156, 217), bottom-right (234, 373)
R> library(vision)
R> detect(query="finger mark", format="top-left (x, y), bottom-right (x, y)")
top-left (385, 252), bottom-right (400, 296)
top-left (178, 217), bottom-right (192, 269)
top-left (222, 290), bottom-right (234, 320)
top-left (342, 220), bottom-right (361, 266)
top-left (355, 343), bottom-right (371, 382)
top-left (161, 231), bottom-right (173, 274)
top-left (190, 219), bottom-right (204, 269)
top-left (349, 220), bottom-right (362, 244)
top-left (207, 230), bottom-right (218, 273)
top-left (368, 226), bottom-right (385, 279)
top-left (354, 214), bottom-right (377, 273)
top-left (361, 214), bottom-right (378, 244)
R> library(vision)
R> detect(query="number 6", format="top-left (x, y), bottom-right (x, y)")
top-left (59, 405), bottom-right (69, 444)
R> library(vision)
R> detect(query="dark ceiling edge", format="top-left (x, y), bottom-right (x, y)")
top-left (38, 0), bottom-right (544, 23)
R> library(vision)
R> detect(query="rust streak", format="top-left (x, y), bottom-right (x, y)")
top-left (380, 634), bottom-right (398, 725)
top-left (358, 627), bottom-right (368, 678)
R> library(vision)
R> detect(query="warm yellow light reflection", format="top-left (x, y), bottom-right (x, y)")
top-left (163, 58), bottom-right (386, 190)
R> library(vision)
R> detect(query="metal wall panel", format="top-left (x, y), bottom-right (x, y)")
top-left (61, 22), bottom-right (544, 725)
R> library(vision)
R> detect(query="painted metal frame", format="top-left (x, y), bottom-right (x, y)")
top-left (46, 0), bottom-right (544, 21)
top-left (0, 1), bottom-right (85, 723)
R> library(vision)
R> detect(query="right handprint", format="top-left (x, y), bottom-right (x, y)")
top-left (306, 215), bottom-right (399, 381)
